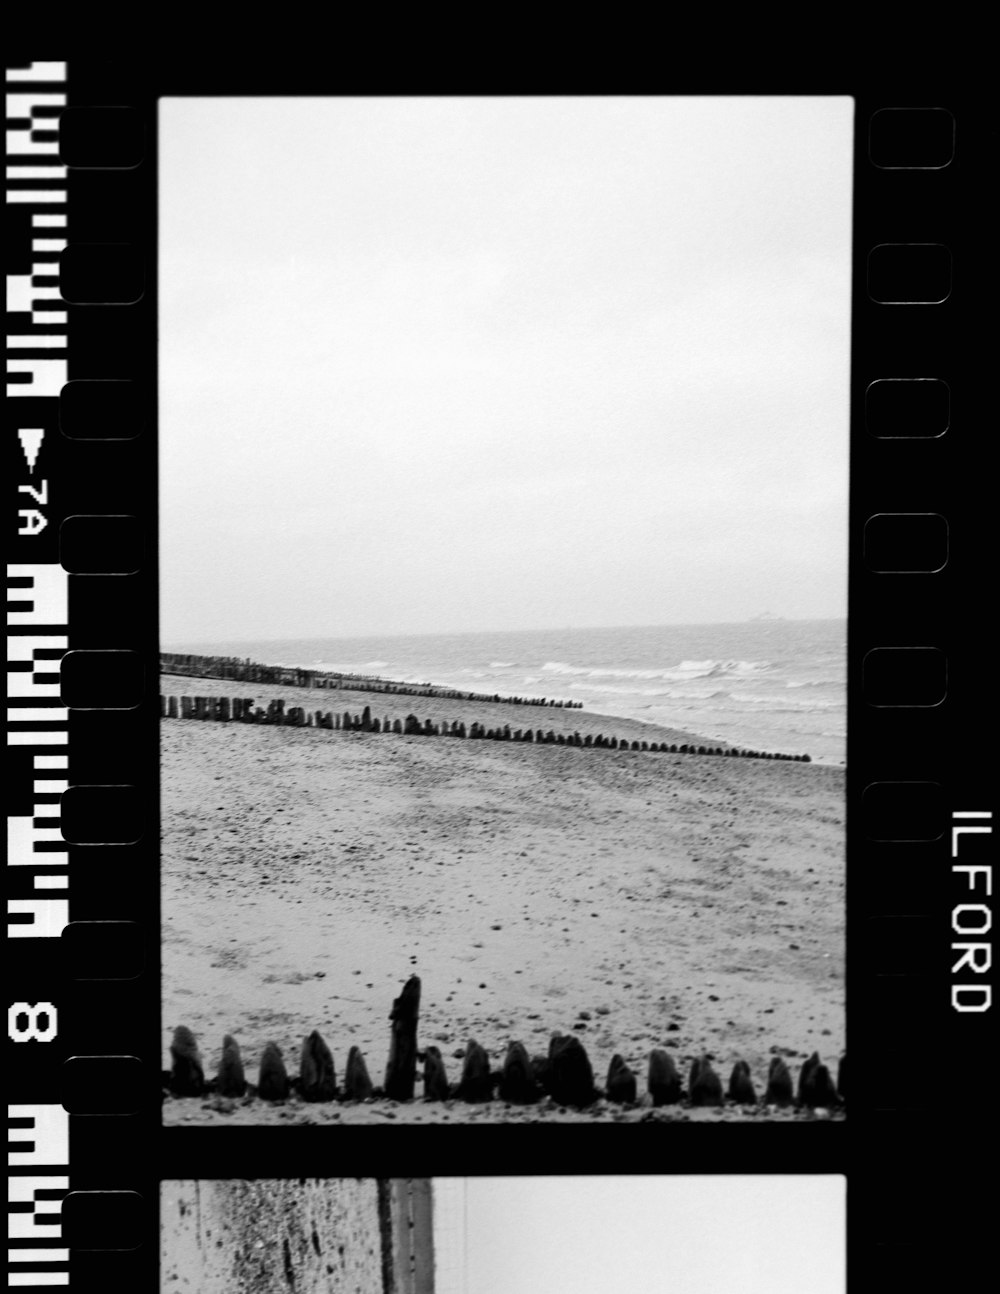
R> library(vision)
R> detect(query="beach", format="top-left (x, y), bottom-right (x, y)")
top-left (162, 676), bottom-right (844, 1125)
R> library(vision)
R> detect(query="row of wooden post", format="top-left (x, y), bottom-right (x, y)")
top-left (162, 653), bottom-right (582, 709)
top-left (168, 976), bottom-right (842, 1110)
top-left (161, 695), bottom-right (811, 762)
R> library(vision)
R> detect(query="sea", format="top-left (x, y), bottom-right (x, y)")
top-left (167, 619), bottom-right (846, 766)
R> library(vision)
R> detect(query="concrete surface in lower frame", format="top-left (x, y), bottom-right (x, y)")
top-left (160, 1179), bottom-right (391, 1293)
top-left (389, 1178), bottom-right (435, 1294)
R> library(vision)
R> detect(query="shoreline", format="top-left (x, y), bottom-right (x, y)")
top-left (160, 670), bottom-right (819, 763)
top-left (162, 677), bottom-right (844, 1125)
top-left (160, 619), bottom-right (846, 766)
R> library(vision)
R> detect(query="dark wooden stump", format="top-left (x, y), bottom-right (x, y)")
top-left (169, 1026), bottom-right (204, 1096)
top-left (798, 1052), bottom-right (838, 1107)
top-left (299, 1030), bottom-right (336, 1101)
top-left (258, 1043), bottom-right (289, 1101)
top-left (498, 1041), bottom-right (537, 1104)
top-left (647, 1048), bottom-right (682, 1105)
top-left (728, 1059), bottom-right (756, 1104)
top-left (384, 976), bottom-right (421, 1101)
top-left (344, 1046), bottom-right (374, 1100)
top-left (689, 1055), bottom-right (723, 1106)
top-left (548, 1034), bottom-right (596, 1107)
top-left (422, 1046), bottom-right (450, 1100)
top-left (216, 1034), bottom-right (246, 1097)
top-left (765, 1056), bottom-right (793, 1105)
top-left (606, 1054), bottom-right (637, 1103)
top-left (457, 1040), bottom-right (492, 1102)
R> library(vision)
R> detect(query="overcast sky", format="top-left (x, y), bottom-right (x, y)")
top-left (160, 96), bottom-right (853, 642)
top-left (434, 1176), bottom-right (845, 1294)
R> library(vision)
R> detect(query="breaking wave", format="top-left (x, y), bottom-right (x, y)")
top-left (540, 658), bottom-right (772, 682)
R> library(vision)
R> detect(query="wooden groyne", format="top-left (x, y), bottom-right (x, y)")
top-left (161, 652), bottom-right (583, 709)
top-left (165, 976), bottom-right (843, 1115)
top-left (161, 693), bottom-right (812, 762)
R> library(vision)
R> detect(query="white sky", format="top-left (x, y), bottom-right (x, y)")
top-left (160, 96), bottom-right (853, 641)
top-left (434, 1176), bottom-right (845, 1294)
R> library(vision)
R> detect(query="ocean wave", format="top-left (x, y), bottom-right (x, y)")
top-left (540, 658), bottom-right (773, 683)
top-left (314, 659), bottom-right (390, 674)
top-left (488, 661), bottom-right (516, 669)
top-left (732, 695), bottom-right (843, 712)
top-left (570, 681), bottom-right (733, 702)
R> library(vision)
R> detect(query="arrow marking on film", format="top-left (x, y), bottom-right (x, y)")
top-left (18, 428), bottom-right (44, 471)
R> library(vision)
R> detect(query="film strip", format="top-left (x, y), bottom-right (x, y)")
top-left (7, 59), bottom-right (154, 1289)
top-left (5, 64), bottom-right (987, 1291)
top-left (853, 100), bottom-right (991, 1286)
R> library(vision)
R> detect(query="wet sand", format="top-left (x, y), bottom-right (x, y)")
top-left (162, 677), bottom-right (844, 1124)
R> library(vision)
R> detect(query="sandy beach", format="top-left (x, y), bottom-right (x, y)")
top-left (162, 676), bottom-right (844, 1125)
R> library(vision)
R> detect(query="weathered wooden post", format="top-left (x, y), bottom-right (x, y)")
top-left (689, 1055), bottom-right (723, 1106)
top-left (548, 1035), bottom-right (596, 1106)
top-left (216, 1035), bottom-right (246, 1097)
top-left (422, 1046), bottom-right (449, 1101)
top-left (797, 1052), bottom-right (838, 1107)
top-left (606, 1054), bottom-right (637, 1103)
top-left (498, 1041), bottom-right (537, 1104)
top-left (728, 1059), bottom-right (756, 1104)
top-left (344, 1046), bottom-right (374, 1100)
top-left (457, 1041), bottom-right (492, 1102)
top-left (299, 1030), bottom-right (336, 1101)
top-left (765, 1056), bottom-right (793, 1104)
top-left (167, 696), bottom-right (178, 719)
top-left (648, 1048), bottom-right (681, 1105)
top-left (169, 1026), bottom-right (204, 1096)
top-left (258, 1042), bottom-right (290, 1100)
top-left (384, 976), bottom-right (421, 1101)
